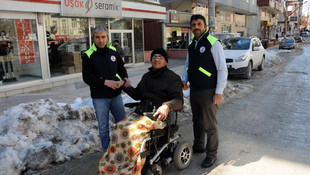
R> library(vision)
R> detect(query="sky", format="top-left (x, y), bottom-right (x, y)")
top-left (302, 0), bottom-right (310, 15)
top-left (0, 49), bottom-right (281, 175)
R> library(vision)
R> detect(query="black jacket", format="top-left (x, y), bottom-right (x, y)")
top-left (82, 43), bottom-right (128, 99)
top-left (123, 66), bottom-right (183, 112)
top-left (188, 30), bottom-right (218, 89)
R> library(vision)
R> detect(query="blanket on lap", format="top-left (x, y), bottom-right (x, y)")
top-left (98, 113), bottom-right (166, 175)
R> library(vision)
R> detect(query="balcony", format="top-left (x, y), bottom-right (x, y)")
top-left (257, 0), bottom-right (283, 13)
top-left (258, 0), bottom-right (275, 8)
top-left (215, 0), bottom-right (257, 15)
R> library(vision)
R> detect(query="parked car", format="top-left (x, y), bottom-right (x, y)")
top-left (279, 38), bottom-right (296, 49)
top-left (222, 37), bottom-right (265, 79)
top-left (216, 33), bottom-right (241, 41)
top-left (294, 36), bottom-right (303, 43)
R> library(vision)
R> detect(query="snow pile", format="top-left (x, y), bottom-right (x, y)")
top-left (0, 94), bottom-right (139, 175)
top-left (0, 98), bottom-right (99, 175)
top-left (223, 82), bottom-right (254, 102)
top-left (264, 45), bottom-right (303, 67)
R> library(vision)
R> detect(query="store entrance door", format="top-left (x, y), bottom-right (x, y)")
top-left (111, 31), bottom-right (133, 64)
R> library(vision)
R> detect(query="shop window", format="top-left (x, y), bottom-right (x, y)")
top-left (101, 19), bottom-right (134, 64)
top-left (221, 24), bottom-right (231, 33)
top-left (166, 27), bottom-right (189, 49)
top-left (0, 18), bottom-right (42, 85)
top-left (110, 19), bottom-right (132, 30)
top-left (95, 19), bottom-right (108, 27)
top-left (235, 14), bottom-right (246, 27)
top-left (94, 19), bottom-right (142, 64)
top-left (134, 19), bottom-right (143, 63)
top-left (45, 14), bottom-right (89, 77)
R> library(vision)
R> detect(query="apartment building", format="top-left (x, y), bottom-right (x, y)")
top-left (249, 0), bottom-right (284, 39)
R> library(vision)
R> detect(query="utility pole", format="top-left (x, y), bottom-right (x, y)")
top-left (297, 0), bottom-right (302, 35)
top-left (208, 0), bottom-right (215, 36)
top-left (306, 7), bottom-right (309, 30)
top-left (285, 0), bottom-right (288, 38)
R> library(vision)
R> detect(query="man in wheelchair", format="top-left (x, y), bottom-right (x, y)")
top-left (98, 48), bottom-right (192, 175)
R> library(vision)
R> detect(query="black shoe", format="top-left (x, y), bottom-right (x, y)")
top-left (193, 146), bottom-right (205, 153)
top-left (201, 156), bottom-right (217, 168)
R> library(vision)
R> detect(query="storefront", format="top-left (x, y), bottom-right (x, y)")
top-left (164, 11), bottom-right (192, 59)
top-left (0, 0), bottom-right (166, 97)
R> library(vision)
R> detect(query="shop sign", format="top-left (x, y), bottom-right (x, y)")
top-left (225, 14), bottom-right (231, 21)
top-left (261, 20), bottom-right (272, 26)
top-left (138, 0), bottom-right (160, 4)
top-left (166, 27), bottom-right (172, 33)
top-left (172, 27), bottom-right (181, 32)
top-left (181, 28), bottom-right (189, 33)
top-left (61, 0), bottom-right (122, 18)
top-left (170, 13), bottom-right (192, 24)
top-left (14, 19), bottom-right (35, 64)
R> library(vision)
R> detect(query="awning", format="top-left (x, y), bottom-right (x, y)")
top-left (1, 0), bottom-right (166, 20)
top-left (122, 1), bottom-right (166, 20)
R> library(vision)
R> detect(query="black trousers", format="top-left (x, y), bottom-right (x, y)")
top-left (0, 62), bottom-right (4, 80)
top-left (190, 88), bottom-right (218, 157)
top-left (5, 60), bottom-right (13, 73)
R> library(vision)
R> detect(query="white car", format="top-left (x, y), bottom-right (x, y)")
top-left (222, 37), bottom-right (265, 79)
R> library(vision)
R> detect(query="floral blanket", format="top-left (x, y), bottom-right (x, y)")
top-left (98, 113), bottom-right (166, 175)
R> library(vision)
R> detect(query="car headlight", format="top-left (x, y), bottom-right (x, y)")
top-left (235, 55), bottom-right (247, 62)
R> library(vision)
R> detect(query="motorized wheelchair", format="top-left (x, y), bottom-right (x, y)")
top-left (124, 102), bottom-right (193, 175)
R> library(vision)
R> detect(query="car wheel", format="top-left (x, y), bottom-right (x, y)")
top-left (243, 62), bottom-right (252, 79)
top-left (258, 55), bottom-right (264, 71)
top-left (173, 141), bottom-right (192, 170)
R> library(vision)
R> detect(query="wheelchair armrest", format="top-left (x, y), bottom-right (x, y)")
top-left (143, 112), bottom-right (158, 121)
top-left (124, 102), bottom-right (141, 108)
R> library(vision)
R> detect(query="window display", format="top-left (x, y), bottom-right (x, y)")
top-left (166, 27), bottom-right (189, 49)
top-left (134, 19), bottom-right (143, 63)
top-left (0, 18), bottom-right (41, 85)
top-left (45, 14), bottom-right (89, 77)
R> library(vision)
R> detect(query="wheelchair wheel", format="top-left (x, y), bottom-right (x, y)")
top-left (146, 164), bottom-right (162, 175)
top-left (173, 141), bottom-right (192, 170)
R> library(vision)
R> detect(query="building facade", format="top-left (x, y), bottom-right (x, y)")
top-left (250, 0), bottom-right (284, 39)
top-left (160, 0), bottom-right (209, 58)
top-left (215, 0), bottom-right (257, 37)
top-left (0, 0), bottom-right (166, 97)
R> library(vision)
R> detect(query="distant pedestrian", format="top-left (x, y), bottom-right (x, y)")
top-left (113, 40), bottom-right (125, 59)
top-left (182, 14), bottom-right (228, 168)
top-left (276, 34), bottom-right (279, 40)
top-left (82, 25), bottom-right (131, 153)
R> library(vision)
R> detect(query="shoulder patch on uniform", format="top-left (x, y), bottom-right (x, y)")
top-left (107, 41), bottom-right (116, 51)
top-left (84, 49), bottom-right (94, 58)
top-left (207, 35), bottom-right (218, 46)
